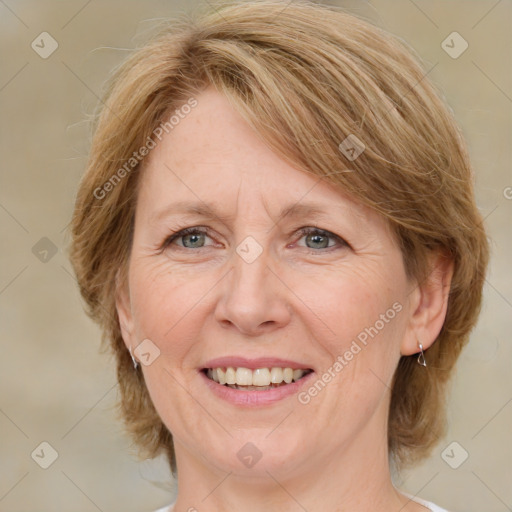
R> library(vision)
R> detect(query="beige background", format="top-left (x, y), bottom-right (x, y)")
top-left (0, 1), bottom-right (510, 511)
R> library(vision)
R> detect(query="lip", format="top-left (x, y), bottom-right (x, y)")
top-left (200, 356), bottom-right (313, 371)
top-left (199, 368), bottom-right (316, 407)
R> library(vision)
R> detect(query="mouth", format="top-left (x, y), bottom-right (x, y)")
top-left (201, 367), bottom-right (314, 391)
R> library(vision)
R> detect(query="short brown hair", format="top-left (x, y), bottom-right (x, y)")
top-left (68, 0), bottom-right (489, 475)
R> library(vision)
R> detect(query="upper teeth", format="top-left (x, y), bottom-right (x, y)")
top-left (206, 367), bottom-right (310, 386)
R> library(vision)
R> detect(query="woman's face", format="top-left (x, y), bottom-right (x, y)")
top-left (117, 87), bottom-right (417, 481)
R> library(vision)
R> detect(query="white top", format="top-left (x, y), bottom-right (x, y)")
top-left (401, 492), bottom-right (450, 511)
top-left (152, 493), bottom-right (450, 511)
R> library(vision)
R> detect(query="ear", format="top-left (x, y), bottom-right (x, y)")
top-left (401, 250), bottom-right (454, 356)
top-left (115, 268), bottom-right (136, 351)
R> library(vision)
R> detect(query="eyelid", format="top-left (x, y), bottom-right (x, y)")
top-left (161, 225), bottom-right (217, 250)
top-left (161, 225), bottom-right (350, 252)
top-left (292, 226), bottom-right (350, 250)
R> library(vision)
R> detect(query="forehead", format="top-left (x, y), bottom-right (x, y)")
top-left (142, 87), bottom-right (300, 184)
top-left (136, 88), bottom-right (387, 233)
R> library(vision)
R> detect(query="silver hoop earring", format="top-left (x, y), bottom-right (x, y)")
top-left (417, 341), bottom-right (427, 367)
top-left (129, 345), bottom-right (139, 370)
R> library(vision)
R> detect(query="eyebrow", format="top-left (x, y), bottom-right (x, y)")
top-left (150, 200), bottom-right (333, 225)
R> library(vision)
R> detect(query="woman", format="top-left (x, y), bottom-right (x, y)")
top-left (69, 1), bottom-right (489, 511)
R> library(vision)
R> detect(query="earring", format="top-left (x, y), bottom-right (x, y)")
top-left (129, 345), bottom-right (139, 370)
top-left (417, 341), bottom-right (427, 367)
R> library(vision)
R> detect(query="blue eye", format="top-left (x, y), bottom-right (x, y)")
top-left (162, 226), bottom-right (349, 252)
top-left (164, 227), bottom-right (214, 249)
top-left (294, 227), bottom-right (348, 251)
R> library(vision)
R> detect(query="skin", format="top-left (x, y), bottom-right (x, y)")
top-left (117, 86), bottom-right (453, 512)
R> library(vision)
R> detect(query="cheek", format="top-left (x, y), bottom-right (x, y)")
top-left (293, 261), bottom-right (406, 351)
top-left (128, 261), bottom-right (207, 358)
top-left (127, 262), bottom-right (213, 434)
top-left (127, 239), bottom-right (408, 364)
top-left (293, 264), bottom-right (406, 429)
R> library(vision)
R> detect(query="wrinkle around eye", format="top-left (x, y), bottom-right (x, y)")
top-left (154, 228), bottom-right (353, 262)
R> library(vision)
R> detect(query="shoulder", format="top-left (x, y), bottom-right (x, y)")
top-left (418, 501), bottom-right (450, 512)
top-left (401, 491), bottom-right (451, 512)
top-left (419, 501), bottom-right (451, 512)
top-left (151, 505), bottom-right (174, 512)
top-left (151, 498), bottom-right (452, 512)
top-left (425, 503), bottom-right (451, 512)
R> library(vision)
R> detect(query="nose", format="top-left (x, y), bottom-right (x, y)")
top-left (214, 242), bottom-right (292, 337)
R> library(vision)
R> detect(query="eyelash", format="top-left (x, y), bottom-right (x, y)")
top-left (161, 226), bottom-right (349, 253)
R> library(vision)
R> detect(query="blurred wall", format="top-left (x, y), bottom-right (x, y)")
top-left (0, 1), bottom-right (510, 511)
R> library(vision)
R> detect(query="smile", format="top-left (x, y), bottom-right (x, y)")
top-left (203, 367), bottom-right (313, 390)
